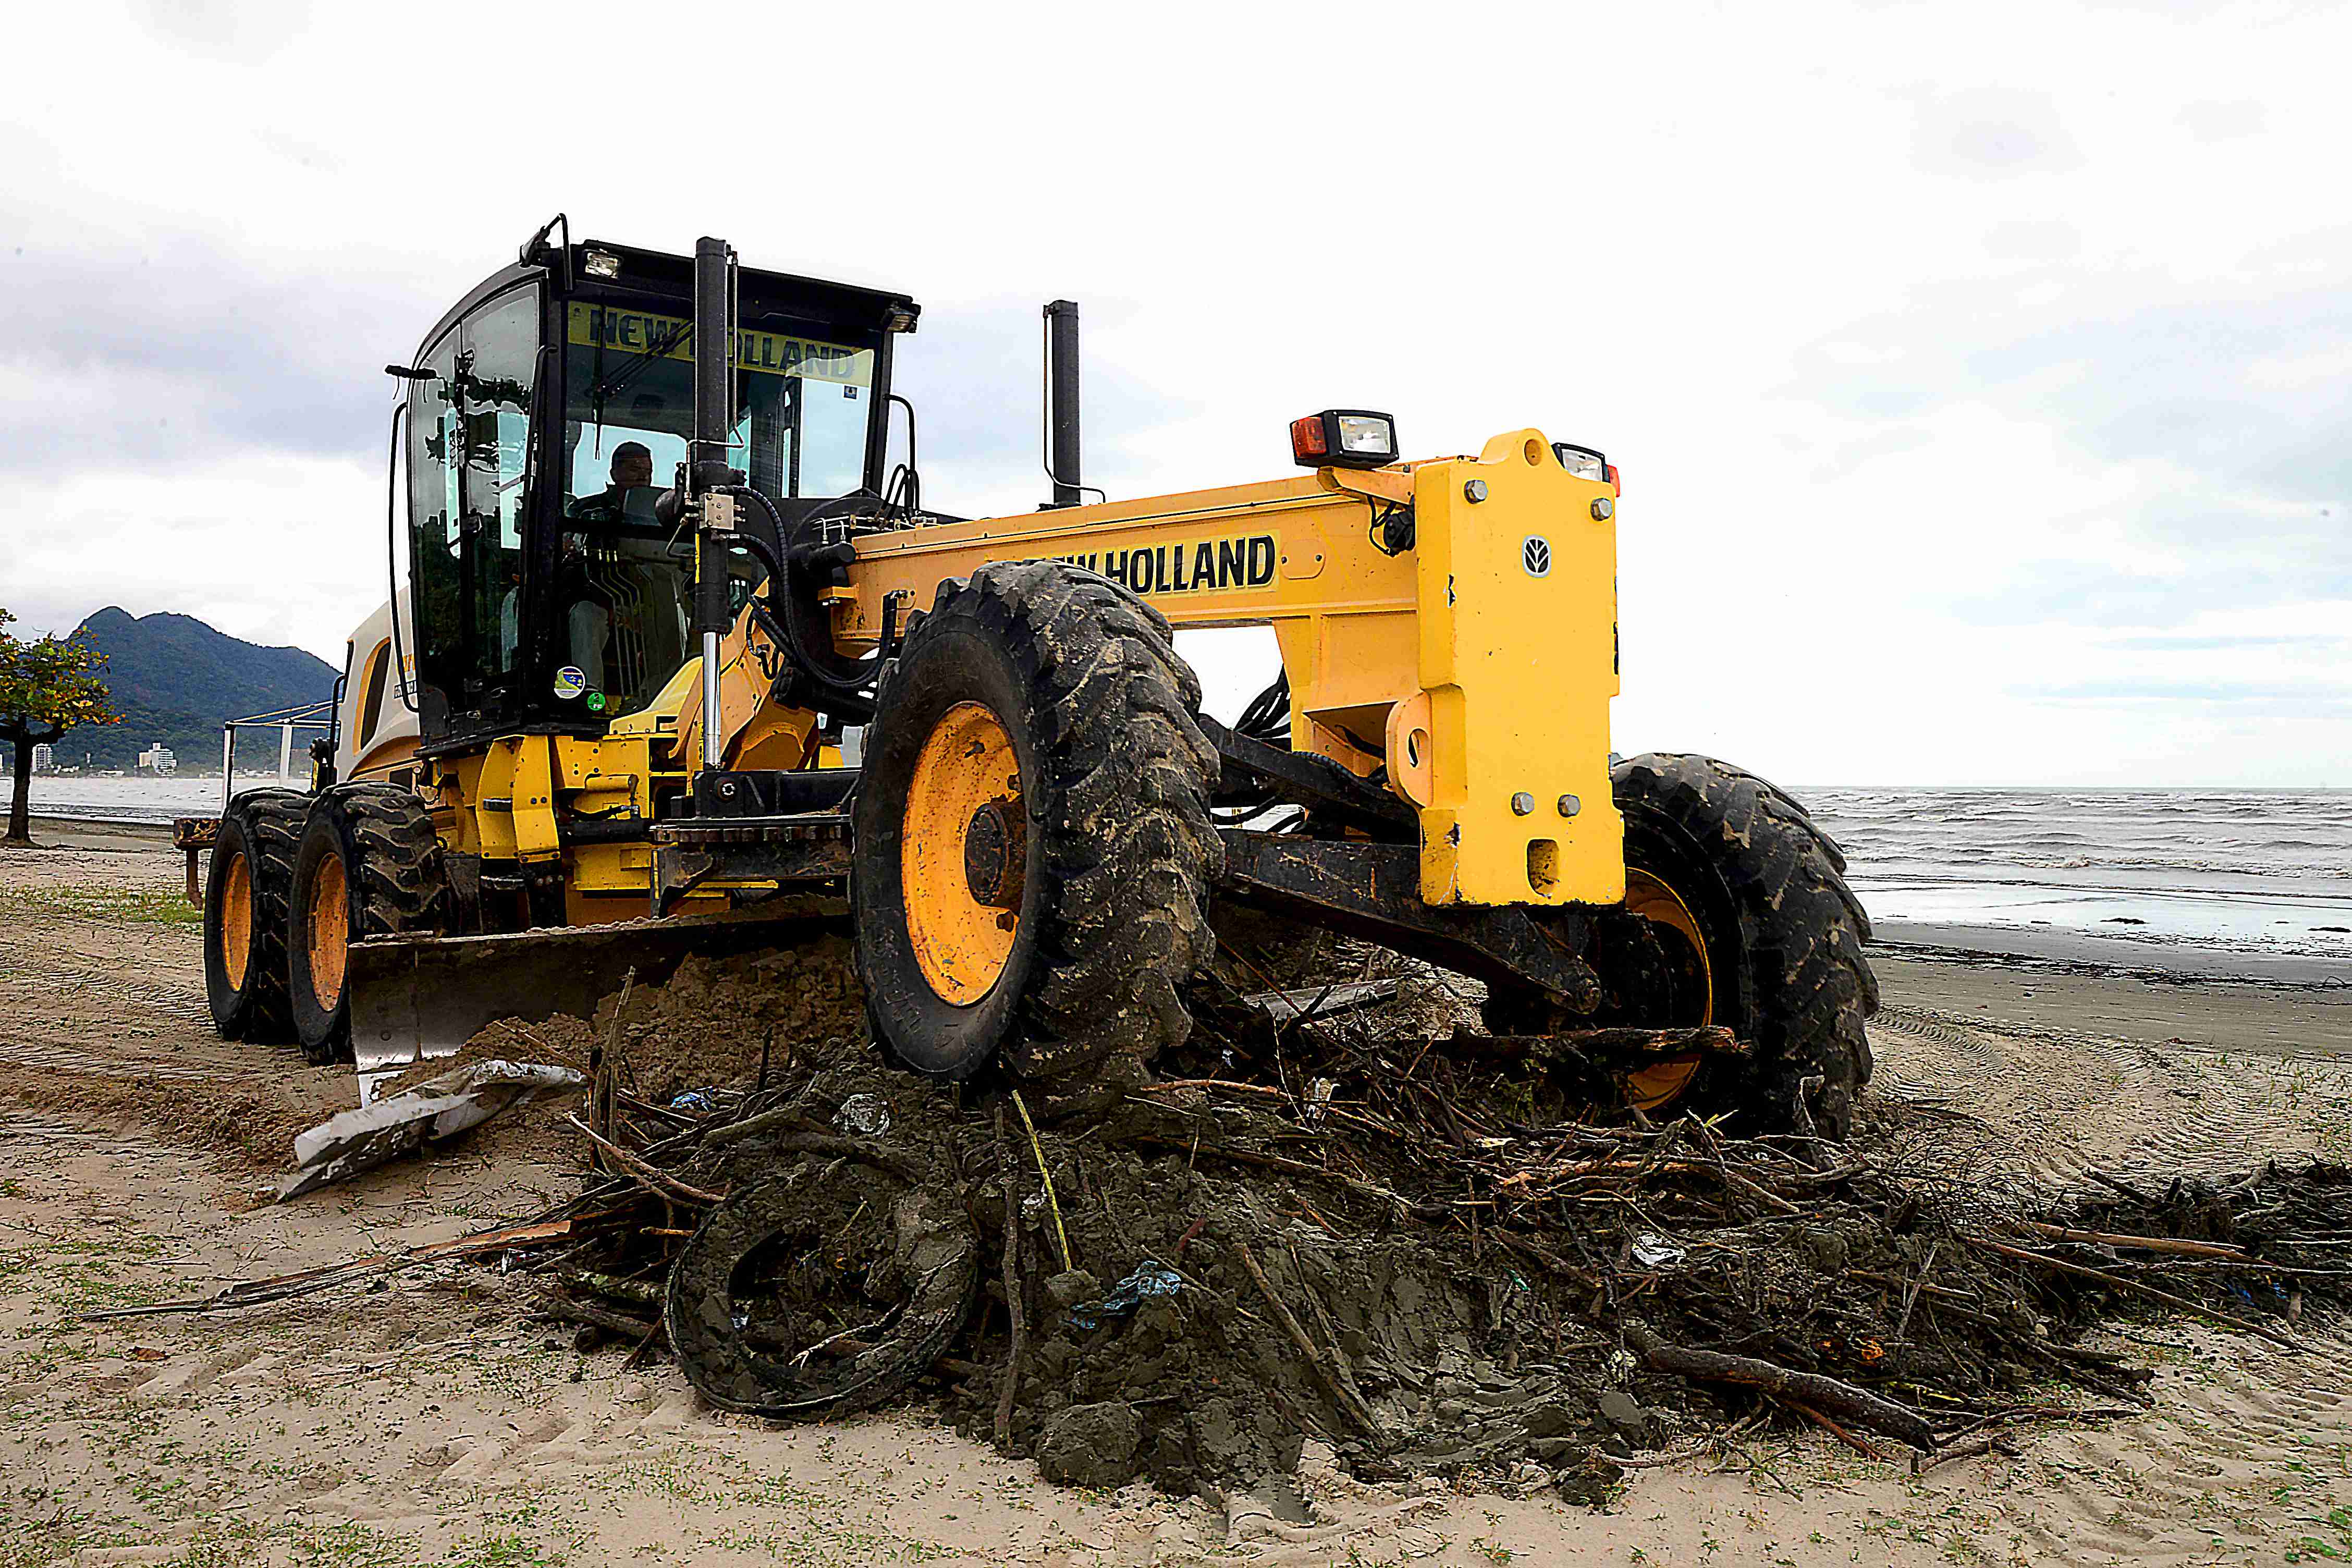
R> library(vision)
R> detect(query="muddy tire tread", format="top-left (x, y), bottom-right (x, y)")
top-left (203, 789), bottom-right (308, 1043)
top-left (1614, 752), bottom-right (1878, 1137)
top-left (288, 783), bottom-right (446, 1064)
top-left (862, 562), bottom-right (1221, 1083)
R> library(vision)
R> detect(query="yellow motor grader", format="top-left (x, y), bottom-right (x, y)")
top-left (195, 225), bottom-right (1877, 1133)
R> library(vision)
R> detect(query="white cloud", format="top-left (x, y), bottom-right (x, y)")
top-left (2, 0), bottom-right (2347, 786)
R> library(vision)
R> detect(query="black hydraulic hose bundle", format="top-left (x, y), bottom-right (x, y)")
top-left (1236, 671), bottom-right (1292, 749)
top-left (719, 485), bottom-right (880, 722)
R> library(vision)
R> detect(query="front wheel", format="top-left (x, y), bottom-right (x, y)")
top-left (851, 561), bottom-right (1222, 1087)
top-left (1488, 754), bottom-right (1878, 1137)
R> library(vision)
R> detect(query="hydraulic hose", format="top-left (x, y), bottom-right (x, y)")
top-left (720, 486), bottom-right (879, 718)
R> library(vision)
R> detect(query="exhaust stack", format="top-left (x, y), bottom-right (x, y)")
top-left (692, 236), bottom-right (736, 770)
top-left (1045, 299), bottom-right (1081, 508)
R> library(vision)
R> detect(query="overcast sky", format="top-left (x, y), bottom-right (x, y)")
top-left (3, 0), bottom-right (2345, 786)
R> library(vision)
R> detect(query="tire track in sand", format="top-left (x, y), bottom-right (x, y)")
top-left (1868, 1003), bottom-right (2352, 1189)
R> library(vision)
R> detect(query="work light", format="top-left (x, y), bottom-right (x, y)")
top-left (1290, 409), bottom-right (1398, 470)
top-left (1553, 444), bottom-right (1606, 481)
top-left (1552, 442), bottom-right (1621, 493)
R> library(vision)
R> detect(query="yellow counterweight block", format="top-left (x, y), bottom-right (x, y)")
top-left (1411, 432), bottom-right (1622, 907)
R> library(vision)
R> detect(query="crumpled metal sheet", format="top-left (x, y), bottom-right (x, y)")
top-left (279, 1059), bottom-right (585, 1202)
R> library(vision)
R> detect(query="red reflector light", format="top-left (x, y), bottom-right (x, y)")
top-left (1290, 415), bottom-right (1328, 462)
top-left (1604, 463), bottom-right (1621, 495)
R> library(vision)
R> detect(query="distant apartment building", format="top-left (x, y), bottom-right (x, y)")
top-left (137, 742), bottom-right (178, 775)
top-left (29, 743), bottom-right (54, 774)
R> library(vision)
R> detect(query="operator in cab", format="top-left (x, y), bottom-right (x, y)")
top-left (559, 440), bottom-right (690, 705)
top-left (568, 440), bottom-right (660, 525)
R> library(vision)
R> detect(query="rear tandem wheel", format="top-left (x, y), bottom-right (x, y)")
top-left (202, 789), bottom-right (308, 1044)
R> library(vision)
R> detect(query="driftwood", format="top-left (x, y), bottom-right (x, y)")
top-left (994, 1107), bottom-right (1026, 1451)
top-left (82, 1217), bottom-right (586, 1321)
top-left (1452, 1025), bottom-right (1745, 1061)
top-left (1964, 1235), bottom-right (2301, 1350)
top-left (533, 1283), bottom-right (660, 1342)
top-left (1232, 1238), bottom-right (1384, 1440)
top-left (565, 1114), bottom-right (728, 1205)
top-left (1625, 1324), bottom-right (1937, 1451)
top-left (2013, 1221), bottom-right (2247, 1259)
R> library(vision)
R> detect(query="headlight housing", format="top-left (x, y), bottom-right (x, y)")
top-left (1291, 409), bottom-right (1399, 470)
top-left (1552, 442), bottom-right (1621, 493)
top-left (1552, 443), bottom-right (1606, 482)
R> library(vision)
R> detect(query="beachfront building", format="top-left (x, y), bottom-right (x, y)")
top-left (137, 743), bottom-right (178, 775)
top-left (29, 744), bottom-right (54, 774)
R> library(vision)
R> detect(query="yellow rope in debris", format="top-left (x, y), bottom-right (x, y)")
top-left (1008, 1088), bottom-right (1073, 1273)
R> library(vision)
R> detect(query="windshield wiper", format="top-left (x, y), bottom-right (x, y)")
top-left (588, 318), bottom-right (694, 412)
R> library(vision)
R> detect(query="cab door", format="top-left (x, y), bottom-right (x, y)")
top-left (406, 285), bottom-right (545, 739)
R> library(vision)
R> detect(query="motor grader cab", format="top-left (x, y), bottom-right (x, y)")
top-left (198, 223), bottom-right (1877, 1137)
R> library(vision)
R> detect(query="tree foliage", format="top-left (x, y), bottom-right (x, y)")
top-left (1, 606), bottom-right (122, 747)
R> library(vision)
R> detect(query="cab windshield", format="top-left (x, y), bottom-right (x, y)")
top-left (560, 302), bottom-right (875, 508)
top-left (554, 303), bottom-right (877, 714)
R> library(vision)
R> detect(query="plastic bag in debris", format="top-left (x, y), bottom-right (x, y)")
top-left (1631, 1233), bottom-right (1686, 1269)
top-left (1069, 1261), bottom-right (1183, 1330)
top-left (835, 1093), bottom-right (892, 1137)
top-left (670, 1089), bottom-right (718, 1114)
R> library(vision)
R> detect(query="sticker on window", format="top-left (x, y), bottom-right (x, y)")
top-left (554, 666), bottom-right (586, 700)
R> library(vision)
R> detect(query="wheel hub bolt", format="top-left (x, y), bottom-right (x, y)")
top-left (963, 799), bottom-right (1026, 909)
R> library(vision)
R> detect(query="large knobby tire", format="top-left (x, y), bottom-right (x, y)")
top-left (286, 783), bottom-right (447, 1065)
top-left (202, 789), bottom-right (308, 1044)
top-left (1609, 753), bottom-right (1878, 1138)
top-left (851, 561), bottom-right (1222, 1086)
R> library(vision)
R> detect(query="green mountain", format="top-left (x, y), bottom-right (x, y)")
top-left (43, 608), bottom-right (340, 773)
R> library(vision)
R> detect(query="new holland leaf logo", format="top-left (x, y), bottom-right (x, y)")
top-left (1522, 536), bottom-right (1552, 578)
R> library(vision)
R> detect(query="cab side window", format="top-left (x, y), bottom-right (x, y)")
top-left (458, 292), bottom-right (540, 687)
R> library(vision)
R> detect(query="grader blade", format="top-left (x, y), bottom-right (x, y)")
top-left (345, 909), bottom-right (846, 1088)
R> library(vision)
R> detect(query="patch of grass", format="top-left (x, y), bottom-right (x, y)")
top-left (0, 885), bottom-right (200, 926)
top-left (445, 1533), bottom-right (564, 1568)
top-left (706, 1523), bottom-right (953, 1564)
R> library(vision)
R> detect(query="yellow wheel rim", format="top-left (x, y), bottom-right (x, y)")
top-left (221, 850), bottom-right (253, 990)
top-left (1621, 867), bottom-right (1713, 1111)
top-left (901, 702), bottom-right (1023, 1006)
top-left (307, 852), bottom-right (348, 1014)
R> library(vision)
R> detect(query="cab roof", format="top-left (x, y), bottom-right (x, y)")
top-left (414, 238), bottom-right (920, 362)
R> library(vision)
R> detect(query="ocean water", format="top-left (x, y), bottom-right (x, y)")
top-left (1798, 787), bottom-right (2352, 966)
top-left (25, 774), bottom-right (268, 824)
top-left (23, 776), bottom-right (2350, 969)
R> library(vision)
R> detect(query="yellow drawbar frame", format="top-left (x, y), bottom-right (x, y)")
top-left (836, 430), bottom-right (1623, 908)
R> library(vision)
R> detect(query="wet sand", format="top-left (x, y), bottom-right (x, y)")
top-left (1877, 949), bottom-right (2352, 1055)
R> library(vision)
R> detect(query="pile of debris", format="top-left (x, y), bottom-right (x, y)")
top-left (446, 938), bottom-right (2352, 1500)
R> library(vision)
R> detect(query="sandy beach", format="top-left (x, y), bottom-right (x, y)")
top-left (3, 819), bottom-right (2348, 1566)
